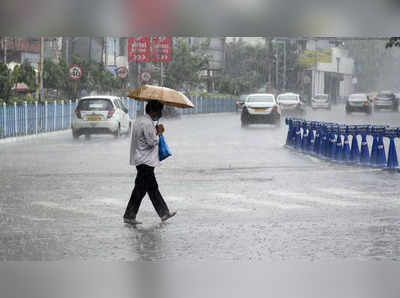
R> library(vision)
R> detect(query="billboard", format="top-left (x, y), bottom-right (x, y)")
top-left (152, 37), bottom-right (173, 62)
top-left (128, 37), bottom-right (151, 63)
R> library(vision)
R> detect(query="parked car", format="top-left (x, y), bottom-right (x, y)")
top-left (311, 94), bottom-right (331, 110)
top-left (276, 92), bottom-right (305, 116)
top-left (241, 93), bottom-right (280, 127)
top-left (345, 93), bottom-right (372, 114)
top-left (374, 91), bottom-right (399, 112)
top-left (71, 96), bottom-right (131, 139)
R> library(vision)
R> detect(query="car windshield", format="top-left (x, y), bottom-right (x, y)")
top-left (247, 96), bottom-right (274, 103)
top-left (350, 94), bottom-right (367, 100)
top-left (314, 95), bottom-right (328, 100)
top-left (377, 93), bottom-right (393, 98)
top-left (278, 95), bottom-right (298, 101)
top-left (78, 99), bottom-right (113, 111)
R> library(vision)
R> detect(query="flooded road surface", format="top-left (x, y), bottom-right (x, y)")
top-left (1, 104), bottom-right (400, 260)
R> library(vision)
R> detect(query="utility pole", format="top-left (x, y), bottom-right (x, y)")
top-left (89, 37), bottom-right (92, 61)
top-left (114, 37), bottom-right (117, 66)
top-left (39, 37), bottom-right (44, 100)
top-left (65, 37), bottom-right (69, 65)
top-left (160, 62), bottom-right (164, 86)
top-left (3, 37), bottom-right (7, 64)
top-left (104, 37), bottom-right (108, 66)
top-left (283, 40), bottom-right (287, 91)
top-left (275, 40), bottom-right (279, 91)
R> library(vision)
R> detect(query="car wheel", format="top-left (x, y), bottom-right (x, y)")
top-left (72, 129), bottom-right (79, 140)
top-left (126, 123), bottom-right (132, 136)
top-left (84, 134), bottom-right (91, 140)
top-left (114, 125), bottom-right (121, 138)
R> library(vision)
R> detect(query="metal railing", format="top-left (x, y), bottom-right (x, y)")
top-left (0, 96), bottom-right (237, 139)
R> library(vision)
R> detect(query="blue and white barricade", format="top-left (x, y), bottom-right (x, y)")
top-left (348, 125), bottom-right (360, 164)
top-left (284, 119), bottom-right (400, 172)
top-left (385, 127), bottom-right (399, 170)
top-left (359, 125), bottom-right (370, 166)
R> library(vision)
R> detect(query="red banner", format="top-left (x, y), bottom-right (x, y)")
top-left (128, 37), bottom-right (150, 63)
top-left (152, 37), bottom-right (173, 62)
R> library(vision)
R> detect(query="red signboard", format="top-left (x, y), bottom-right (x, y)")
top-left (152, 37), bottom-right (173, 62)
top-left (128, 37), bottom-right (151, 63)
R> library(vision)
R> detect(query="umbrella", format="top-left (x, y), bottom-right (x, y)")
top-left (128, 85), bottom-right (195, 109)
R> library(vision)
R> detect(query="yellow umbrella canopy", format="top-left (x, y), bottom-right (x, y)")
top-left (128, 85), bottom-right (195, 109)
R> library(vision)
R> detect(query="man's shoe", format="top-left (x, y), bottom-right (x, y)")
top-left (123, 217), bottom-right (142, 225)
top-left (161, 211), bottom-right (177, 222)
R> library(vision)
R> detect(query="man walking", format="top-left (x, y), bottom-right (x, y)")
top-left (124, 100), bottom-right (176, 225)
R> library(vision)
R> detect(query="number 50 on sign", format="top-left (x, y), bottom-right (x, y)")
top-left (69, 65), bottom-right (83, 80)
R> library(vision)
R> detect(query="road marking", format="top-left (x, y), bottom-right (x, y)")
top-left (316, 188), bottom-right (396, 200)
top-left (267, 190), bottom-right (358, 207)
top-left (31, 201), bottom-right (110, 216)
top-left (18, 215), bottom-right (56, 222)
top-left (214, 193), bottom-right (307, 210)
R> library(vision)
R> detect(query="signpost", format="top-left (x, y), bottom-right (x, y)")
top-left (69, 65), bottom-right (82, 98)
top-left (69, 65), bottom-right (83, 80)
top-left (117, 66), bottom-right (129, 79)
top-left (152, 37), bottom-right (173, 62)
top-left (128, 37), bottom-right (151, 63)
top-left (140, 71), bottom-right (151, 83)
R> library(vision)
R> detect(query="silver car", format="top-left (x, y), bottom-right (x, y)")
top-left (71, 96), bottom-right (131, 139)
top-left (311, 94), bottom-right (331, 110)
top-left (277, 92), bottom-right (305, 116)
top-left (346, 93), bottom-right (372, 114)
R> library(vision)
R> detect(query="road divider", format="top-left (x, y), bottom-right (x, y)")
top-left (285, 118), bottom-right (400, 171)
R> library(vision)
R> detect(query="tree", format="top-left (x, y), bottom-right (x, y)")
top-left (216, 38), bottom-right (269, 95)
top-left (43, 59), bottom-right (64, 95)
top-left (12, 61), bottom-right (36, 90)
top-left (164, 39), bottom-right (210, 93)
top-left (0, 63), bottom-right (13, 103)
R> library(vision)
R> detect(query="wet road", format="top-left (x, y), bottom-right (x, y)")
top-left (1, 104), bottom-right (400, 261)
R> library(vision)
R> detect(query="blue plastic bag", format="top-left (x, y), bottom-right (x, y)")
top-left (159, 135), bottom-right (172, 161)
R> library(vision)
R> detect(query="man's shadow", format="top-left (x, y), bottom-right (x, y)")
top-left (125, 221), bottom-right (167, 261)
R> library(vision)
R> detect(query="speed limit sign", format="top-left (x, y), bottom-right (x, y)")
top-left (140, 71), bottom-right (151, 82)
top-left (69, 65), bottom-right (83, 80)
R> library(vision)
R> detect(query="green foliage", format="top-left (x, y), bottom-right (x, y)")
top-left (12, 61), bottom-right (36, 90)
top-left (43, 59), bottom-right (64, 90)
top-left (164, 39), bottom-right (210, 93)
top-left (0, 63), bottom-right (13, 103)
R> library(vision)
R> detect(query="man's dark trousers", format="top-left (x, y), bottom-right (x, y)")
top-left (124, 164), bottom-right (169, 218)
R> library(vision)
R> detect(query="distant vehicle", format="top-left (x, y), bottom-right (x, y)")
top-left (345, 93), bottom-right (372, 114)
top-left (311, 94), bottom-right (331, 110)
top-left (276, 92), bottom-right (305, 116)
top-left (236, 94), bottom-right (248, 113)
top-left (241, 93), bottom-right (280, 127)
top-left (71, 96), bottom-right (131, 139)
top-left (374, 91), bottom-right (399, 112)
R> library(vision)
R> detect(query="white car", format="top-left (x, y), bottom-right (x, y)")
top-left (277, 92), bottom-right (305, 115)
top-left (71, 96), bottom-right (131, 139)
top-left (311, 94), bottom-right (331, 110)
top-left (241, 93), bottom-right (280, 127)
